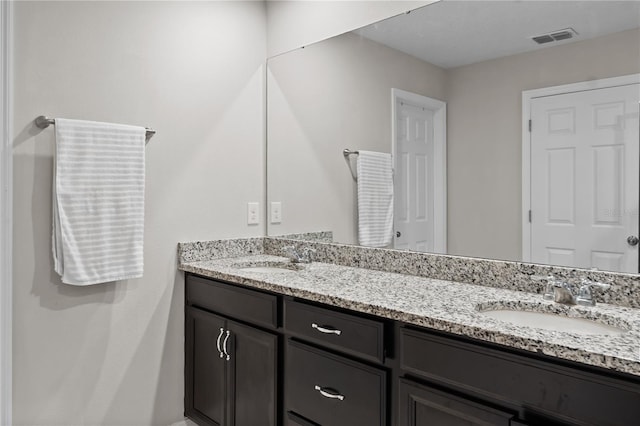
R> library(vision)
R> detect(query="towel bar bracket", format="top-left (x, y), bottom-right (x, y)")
top-left (343, 148), bottom-right (358, 181)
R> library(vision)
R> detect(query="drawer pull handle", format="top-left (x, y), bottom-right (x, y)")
top-left (314, 385), bottom-right (345, 401)
top-left (311, 323), bottom-right (342, 336)
top-left (222, 330), bottom-right (231, 361)
top-left (216, 328), bottom-right (224, 358)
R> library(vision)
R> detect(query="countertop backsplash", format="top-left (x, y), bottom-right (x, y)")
top-left (178, 236), bottom-right (640, 309)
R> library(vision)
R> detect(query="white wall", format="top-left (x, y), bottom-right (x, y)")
top-left (266, 0), bottom-right (434, 57)
top-left (267, 32), bottom-right (446, 243)
top-left (446, 28), bottom-right (640, 261)
top-left (12, 1), bottom-right (266, 425)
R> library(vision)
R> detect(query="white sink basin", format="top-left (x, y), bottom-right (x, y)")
top-left (479, 309), bottom-right (627, 335)
top-left (232, 261), bottom-right (304, 274)
top-left (238, 266), bottom-right (299, 273)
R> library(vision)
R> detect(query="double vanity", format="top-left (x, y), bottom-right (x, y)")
top-left (178, 237), bottom-right (640, 426)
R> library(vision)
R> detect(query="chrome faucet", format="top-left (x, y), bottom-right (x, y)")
top-left (538, 275), bottom-right (610, 306)
top-left (282, 246), bottom-right (316, 264)
top-left (576, 279), bottom-right (611, 307)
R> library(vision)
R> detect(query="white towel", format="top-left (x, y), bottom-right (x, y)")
top-left (53, 118), bottom-right (146, 285)
top-left (357, 150), bottom-right (394, 247)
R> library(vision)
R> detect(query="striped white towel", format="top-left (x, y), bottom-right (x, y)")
top-left (357, 150), bottom-right (394, 247)
top-left (53, 118), bottom-right (146, 285)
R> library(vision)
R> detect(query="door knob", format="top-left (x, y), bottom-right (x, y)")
top-left (627, 235), bottom-right (639, 246)
top-left (396, 231), bottom-right (401, 238)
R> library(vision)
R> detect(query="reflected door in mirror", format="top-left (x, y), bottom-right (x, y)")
top-left (530, 84), bottom-right (640, 273)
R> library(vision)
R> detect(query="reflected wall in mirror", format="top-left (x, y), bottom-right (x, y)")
top-left (267, 0), bottom-right (640, 273)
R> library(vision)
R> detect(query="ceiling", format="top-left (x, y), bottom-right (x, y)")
top-left (355, 0), bottom-right (640, 69)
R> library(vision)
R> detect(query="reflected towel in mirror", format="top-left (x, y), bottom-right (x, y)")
top-left (357, 150), bottom-right (394, 247)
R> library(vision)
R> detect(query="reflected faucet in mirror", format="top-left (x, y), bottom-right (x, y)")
top-left (282, 246), bottom-right (316, 264)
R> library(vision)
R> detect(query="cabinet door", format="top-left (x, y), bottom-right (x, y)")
top-left (186, 307), bottom-right (228, 426)
top-left (227, 320), bottom-right (278, 426)
top-left (398, 379), bottom-right (514, 426)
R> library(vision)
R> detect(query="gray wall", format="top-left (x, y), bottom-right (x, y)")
top-left (447, 28), bottom-right (640, 261)
top-left (12, 1), bottom-right (265, 424)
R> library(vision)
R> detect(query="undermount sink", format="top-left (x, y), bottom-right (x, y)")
top-left (232, 260), bottom-right (304, 274)
top-left (240, 266), bottom-right (298, 273)
top-left (478, 306), bottom-right (628, 336)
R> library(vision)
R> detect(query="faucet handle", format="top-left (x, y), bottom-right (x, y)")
top-left (531, 274), bottom-right (555, 281)
top-left (577, 278), bottom-right (611, 306)
top-left (532, 275), bottom-right (559, 300)
top-left (580, 278), bottom-right (611, 291)
top-left (301, 247), bottom-right (316, 263)
top-left (282, 245), bottom-right (299, 260)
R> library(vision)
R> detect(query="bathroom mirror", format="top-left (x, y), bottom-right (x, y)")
top-left (266, 0), bottom-right (640, 273)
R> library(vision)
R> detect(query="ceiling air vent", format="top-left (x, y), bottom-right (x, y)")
top-left (531, 28), bottom-right (578, 45)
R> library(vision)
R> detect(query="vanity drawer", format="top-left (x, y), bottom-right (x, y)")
top-left (285, 412), bottom-right (319, 426)
top-left (400, 327), bottom-right (640, 426)
top-left (285, 339), bottom-right (386, 426)
top-left (284, 299), bottom-right (384, 362)
top-left (186, 274), bottom-right (277, 329)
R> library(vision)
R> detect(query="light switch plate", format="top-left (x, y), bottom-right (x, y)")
top-left (271, 202), bottom-right (282, 224)
top-left (247, 202), bottom-right (259, 225)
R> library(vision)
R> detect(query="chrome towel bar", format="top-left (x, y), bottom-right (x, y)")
top-left (35, 115), bottom-right (156, 140)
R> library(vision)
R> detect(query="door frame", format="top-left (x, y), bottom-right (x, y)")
top-left (391, 88), bottom-right (447, 253)
top-left (0, 0), bottom-right (12, 424)
top-left (521, 74), bottom-right (640, 262)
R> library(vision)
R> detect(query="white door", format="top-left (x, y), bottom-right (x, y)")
top-left (530, 84), bottom-right (640, 273)
top-left (394, 100), bottom-right (433, 251)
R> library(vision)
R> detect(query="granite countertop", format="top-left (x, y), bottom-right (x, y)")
top-left (179, 254), bottom-right (640, 377)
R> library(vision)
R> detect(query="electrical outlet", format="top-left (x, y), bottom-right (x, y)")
top-left (271, 202), bottom-right (282, 224)
top-left (247, 202), bottom-right (259, 225)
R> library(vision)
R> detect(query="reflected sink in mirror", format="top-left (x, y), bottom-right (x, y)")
top-left (231, 260), bottom-right (305, 274)
top-left (477, 304), bottom-right (628, 336)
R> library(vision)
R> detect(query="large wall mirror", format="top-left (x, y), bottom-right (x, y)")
top-left (266, 0), bottom-right (640, 273)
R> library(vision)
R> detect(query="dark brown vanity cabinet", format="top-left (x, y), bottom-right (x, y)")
top-left (185, 273), bottom-right (640, 426)
top-left (185, 276), bottom-right (278, 426)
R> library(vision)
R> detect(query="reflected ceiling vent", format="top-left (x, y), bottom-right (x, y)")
top-left (531, 28), bottom-right (579, 44)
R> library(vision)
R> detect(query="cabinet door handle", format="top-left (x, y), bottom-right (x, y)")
top-left (311, 323), bottom-right (342, 336)
top-left (314, 385), bottom-right (345, 401)
top-left (216, 328), bottom-right (225, 358)
top-left (222, 330), bottom-right (231, 361)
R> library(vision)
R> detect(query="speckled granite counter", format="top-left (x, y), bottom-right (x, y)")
top-left (179, 254), bottom-right (640, 377)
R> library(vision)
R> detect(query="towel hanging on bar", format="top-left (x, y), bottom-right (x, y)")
top-left (52, 118), bottom-right (146, 285)
top-left (356, 150), bottom-right (394, 248)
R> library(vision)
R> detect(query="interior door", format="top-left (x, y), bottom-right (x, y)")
top-left (530, 84), bottom-right (640, 272)
top-left (394, 99), bottom-right (435, 252)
